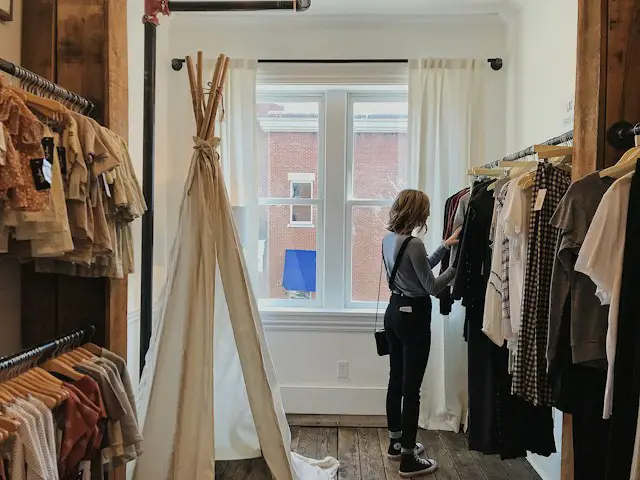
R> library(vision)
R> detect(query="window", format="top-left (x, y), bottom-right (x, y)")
top-left (289, 173), bottom-right (315, 226)
top-left (257, 86), bottom-right (408, 309)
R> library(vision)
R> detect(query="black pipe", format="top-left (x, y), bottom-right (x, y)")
top-left (168, 0), bottom-right (311, 12)
top-left (140, 21), bottom-right (157, 375)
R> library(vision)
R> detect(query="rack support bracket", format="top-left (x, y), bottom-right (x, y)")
top-left (143, 0), bottom-right (170, 25)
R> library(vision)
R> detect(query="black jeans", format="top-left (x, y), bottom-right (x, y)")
top-left (385, 293), bottom-right (432, 450)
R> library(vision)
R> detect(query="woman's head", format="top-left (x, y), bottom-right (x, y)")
top-left (387, 189), bottom-right (431, 235)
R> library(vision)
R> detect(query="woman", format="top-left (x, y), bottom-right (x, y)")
top-left (382, 189), bottom-right (459, 477)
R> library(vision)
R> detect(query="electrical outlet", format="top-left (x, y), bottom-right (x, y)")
top-left (337, 361), bottom-right (349, 379)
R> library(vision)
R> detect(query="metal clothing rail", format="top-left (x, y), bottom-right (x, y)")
top-left (0, 325), bottom-right (96, 382)
top-left (484, 130), bottom-right (575, 168)
top-left (0, 58), bottom-right (95, 115)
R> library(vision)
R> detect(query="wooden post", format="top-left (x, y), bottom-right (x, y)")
top-left (21, 0), bottom-right (129, 478)
top-left (565, 0), bottom-right (640, 478)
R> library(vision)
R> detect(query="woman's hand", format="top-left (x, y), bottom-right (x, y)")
top-left (444, 226), bottom-right (462, 247)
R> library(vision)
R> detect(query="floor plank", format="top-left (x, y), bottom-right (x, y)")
top-left (246, 458), bottom-right (272, 480)
top-left (377, 428), bottom-right (403, 480)
top-left (338, 427), bottom-right (361, 480)
top-left (318, 427), bottom-right (339, 459)
top-left (215, 427), bottom-right (542, 480)
top-left (290, 426), bottom-right (301, 451)
top-left (438, 431), bottom-right (486, 480)
top-left (501, 458), bottom-right (541, 480)
top-left (215, 460), bottom-right (229, 479)
top-left (220, 459), bottom-right (253, 480)
top-left (358, 428), bottom-right (386, 480)
top-left (471, 452), bottom-right (510, 480)
top-left (420, 430), bottom-right (461, 480)
top-left (297, 427), bottom-right (320, 459)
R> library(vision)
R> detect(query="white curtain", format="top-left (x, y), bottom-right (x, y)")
top-left (408, 58), bottom-right (485, 432)
top-left (133, 59), bottom-right (339, 480)
top-left (220, 59), bottom-right (260, 287)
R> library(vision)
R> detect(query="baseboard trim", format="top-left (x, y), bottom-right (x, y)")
top-left (287, 414), bottom-right (387, 428)
top-left (281, 385), bottom-right (387, 416)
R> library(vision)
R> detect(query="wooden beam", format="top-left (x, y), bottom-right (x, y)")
top-left (573, 0), bottom-right (608, 180)
top-left (21, 0), bottom-right (56, 80)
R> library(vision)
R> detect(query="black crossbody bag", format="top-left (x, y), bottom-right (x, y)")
top-left (374, 236), bottom-right (413, 356)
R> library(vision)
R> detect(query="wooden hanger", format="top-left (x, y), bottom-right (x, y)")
top-left (9, 377), bottom-right (58, 408)
top-left (534, 145), bottom-right (574, 159)
top-left (0, 415), bottom-right (19, 433)
top-left (42, 357), bottom-right (84, 381)
top-left (467, 167), bottom-right (504, 177)
top-left (599, 141), bottom-right (640, 178)
top-left (82, 343), bottom-right (103, 357)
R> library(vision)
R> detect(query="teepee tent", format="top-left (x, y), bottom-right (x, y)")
top-left (133, 53), bottom-right (339, 480)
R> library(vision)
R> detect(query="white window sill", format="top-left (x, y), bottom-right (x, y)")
top-left (260, 307), bottom-right (384, 332)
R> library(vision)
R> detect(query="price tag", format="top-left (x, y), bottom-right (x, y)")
top-left (30, 159), bottom-right (52, 190)
top-left (534, 189), bottom-right (547, 211)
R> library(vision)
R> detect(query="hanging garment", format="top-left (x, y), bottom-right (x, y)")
top-left (575, 172), bottom-right (633, 420)
top-left (502, 181), bottom-right (532, 345)
top-left (134, 137), bottom-right (339, 480)
top-left (437, 188), bottom-right (469, 315)
top-left (512, 162), bottom-right (570, 406)
top-left (482, 181), bottom-right (512, 347)
top-left (456, 178), bottom-right (556, 458)
top-left (546, 172), bottom-right (614, 479)
top-left (601, 166), bottom-right (639, 480)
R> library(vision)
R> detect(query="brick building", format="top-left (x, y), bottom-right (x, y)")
top-left (257, 104), bottom-right (407, 303)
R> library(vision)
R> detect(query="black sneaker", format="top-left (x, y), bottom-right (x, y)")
top-left (399, 452), bottom-right (437, 478)
top-left (388, 442), bottom-right (425, 460)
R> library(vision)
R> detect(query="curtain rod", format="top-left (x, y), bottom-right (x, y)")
top-left (0, 58), bottom-right (95, 114)
top-left (171, 57), bottom-right (504, 70)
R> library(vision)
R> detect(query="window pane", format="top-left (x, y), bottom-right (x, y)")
top-left (257, 100), bottom-right (320, 198)
top-left (351, 206), bottom-right (391, 302)
top-left (258, 205), bottom-right (318, 301)
top-left (351, 101), bottom-right (408, 199)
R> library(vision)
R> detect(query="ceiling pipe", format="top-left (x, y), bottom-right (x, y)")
top-left (168, 0), bottom-right (311, 12)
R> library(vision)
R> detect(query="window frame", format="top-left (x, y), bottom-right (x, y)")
top-left (256, 92), bottom-right (326, 309)
top-left (256, 87), bottom-right (408, 311)
top-left (344, 92), bottom-right (409, 309)
top-left (288, 174), bottom-right (316, 227)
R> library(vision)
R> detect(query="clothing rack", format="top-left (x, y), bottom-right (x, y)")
top-left (0, 57), bottom-right (95, 115)
top-left (0, 325), bottom-right (95, 382)
top-left (484, 130), bottom-right (575, 169)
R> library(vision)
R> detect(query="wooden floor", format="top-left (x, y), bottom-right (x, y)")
top-left (215, 427), bottom-right (543, 479)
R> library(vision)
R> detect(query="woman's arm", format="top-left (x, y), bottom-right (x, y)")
top-left (428, 244), bottom-right (450, 268)
top-left (408, 240), bottom-right (457, 296)
top-left (428, 226), bottom-right (462, 268)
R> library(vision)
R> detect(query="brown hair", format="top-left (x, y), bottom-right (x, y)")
top-left (387, 189), bottom-right (431, 235)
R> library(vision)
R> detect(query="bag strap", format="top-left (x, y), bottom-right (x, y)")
top-left (388, 236), bottom-right (414, 290)
top-left (375, 236), bottom-right (414, 332)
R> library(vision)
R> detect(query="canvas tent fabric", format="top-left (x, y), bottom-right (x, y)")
top-left (133, 135), bottom-right (339, 480)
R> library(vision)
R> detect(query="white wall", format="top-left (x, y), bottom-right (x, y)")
top-left (0, 0), bottom-right (23, 356)
top-left (506, 1), bottom-right (579, 479)
top-left (153, 14), bottom-right (508, 415)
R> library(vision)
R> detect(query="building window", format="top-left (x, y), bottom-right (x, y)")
top-left (257, 86), bottom-right (408, 309)
top-left (289, 173), bottom-right (315, 227)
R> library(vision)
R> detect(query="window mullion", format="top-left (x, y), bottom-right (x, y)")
top-left (323, 90), bottom-right (348, 309)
